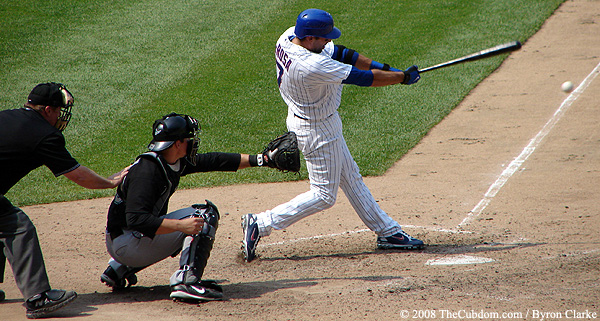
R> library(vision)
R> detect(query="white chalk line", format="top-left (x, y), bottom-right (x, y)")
top-left (259, 225), bottom-right (471, 248)
top-left (458, 61), bottom-right (600, 228)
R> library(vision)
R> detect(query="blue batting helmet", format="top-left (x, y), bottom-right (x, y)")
top-left (295, 9), bottom-right (341, 40)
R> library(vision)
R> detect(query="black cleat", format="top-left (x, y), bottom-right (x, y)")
top-left (377, 230), bottom-right (425, 250)
top-left (170, 281), bottom-right (223, 302)
top-left (25, 289), bottom-right (77, 319)
top-left (100, 265), bottom-right (138, 289)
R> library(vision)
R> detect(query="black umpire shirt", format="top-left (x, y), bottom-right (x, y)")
top-left (106, 152), bottom-right (241, 239)
top-left (0, 108), bottom-right (80, 196)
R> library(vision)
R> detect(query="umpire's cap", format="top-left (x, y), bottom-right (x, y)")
top-left (27, 82), bottom-right (73, 108)
top-left (295, 9), bottom-right (341, 40)
top-left (148, 113), bottom-right (199, 152)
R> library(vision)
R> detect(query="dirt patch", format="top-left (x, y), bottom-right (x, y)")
top-left (2, 0), bottom-right (599, 319)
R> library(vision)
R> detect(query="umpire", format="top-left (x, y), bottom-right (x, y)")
top-left (0, 82), bottom-right (129, 319)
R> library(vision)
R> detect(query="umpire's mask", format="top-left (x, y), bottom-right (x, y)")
top-left (27, 82), bottom-right (74, 131)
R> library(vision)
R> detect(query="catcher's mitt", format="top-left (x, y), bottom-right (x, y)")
top-left (262, 131), bottom-right (301, 172)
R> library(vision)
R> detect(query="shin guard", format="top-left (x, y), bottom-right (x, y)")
top-left (181, 201), bottom-right (220, 285)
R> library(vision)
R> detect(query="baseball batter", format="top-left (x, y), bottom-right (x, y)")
top-left (242, 9), bottom-right (424, 262)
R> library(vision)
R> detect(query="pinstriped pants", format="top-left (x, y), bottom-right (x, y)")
top-left (256, 111), bottom-right (402, 238)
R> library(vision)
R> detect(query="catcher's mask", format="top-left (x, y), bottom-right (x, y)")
top-left (27, 82), bottom-right (74, 131)
top-left (148, 113), bottom-right (200, 165)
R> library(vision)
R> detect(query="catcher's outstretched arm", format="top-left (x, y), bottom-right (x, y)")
top-left (238, 154), bottom-right (253, 169)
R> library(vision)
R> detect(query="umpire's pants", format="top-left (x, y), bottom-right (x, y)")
top-left (0, 195), bottom-right (51, 300)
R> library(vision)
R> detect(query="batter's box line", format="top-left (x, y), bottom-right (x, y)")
top-left (458, 61), bottom-right (600, 228)
top-left (259, 225), bottom-right (473, 248)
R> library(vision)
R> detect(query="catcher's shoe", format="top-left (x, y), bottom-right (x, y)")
top-left (241, 214), bottom-right (260, 262)
top-left (170, 281), bottom-right (223, 301)
top-left (25, 289), bottom-right (77, 319)
top-left (101, 265), bottom-right (138, 289)
top-left (377, 230), bottom-right (425, 250)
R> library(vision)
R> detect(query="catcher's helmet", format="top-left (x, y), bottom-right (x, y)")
top-left (27, 82), bottom-right (74, 131)
top-left (295, 9), bottom-right (341, 40)
top-left (148, 113), bottom-right (200, 164)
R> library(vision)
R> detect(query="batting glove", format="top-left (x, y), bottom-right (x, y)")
top-left (402, 65), bottom-right (420, 85)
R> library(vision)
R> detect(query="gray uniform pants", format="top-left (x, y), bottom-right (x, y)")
top-left (105, 207), bottom-right (197, 285)
top-left (0, 196), bottom-right (51, 300)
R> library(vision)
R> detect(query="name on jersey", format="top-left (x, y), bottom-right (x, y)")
top-left (276, 44), bottom-right (292, 71)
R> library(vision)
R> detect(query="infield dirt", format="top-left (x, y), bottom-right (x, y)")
top-left (1, 0), bottom-right (599, 320)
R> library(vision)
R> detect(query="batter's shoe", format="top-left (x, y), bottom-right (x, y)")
top-left (170, 281), bottom-right (223, 301)
top-left (101, 265), bottom-right (138, 290)
top-left (241, 214), bottom-right (260, 262)
top-left (377, 230), bottom-right (425, 250)
top-left (25, 289), bottom-right (77, 319)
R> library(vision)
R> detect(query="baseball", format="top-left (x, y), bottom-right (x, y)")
top-left (561, 81), bottom-right (574, 93)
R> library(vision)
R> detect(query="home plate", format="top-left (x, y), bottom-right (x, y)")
top-left (425, 254), bottom-right (494, 266)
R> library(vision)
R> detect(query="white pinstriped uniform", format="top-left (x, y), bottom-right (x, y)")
top-left (256, 27), bottom-right (402, 238)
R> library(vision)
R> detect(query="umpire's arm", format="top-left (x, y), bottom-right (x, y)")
top-left (63, 165), bottom-right (129, 189)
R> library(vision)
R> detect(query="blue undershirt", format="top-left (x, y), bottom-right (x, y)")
top-left (342, 67), bottom-right (374, 87)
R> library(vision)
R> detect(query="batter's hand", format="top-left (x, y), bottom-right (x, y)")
top-left (402, 65), bottom-right (420, 85)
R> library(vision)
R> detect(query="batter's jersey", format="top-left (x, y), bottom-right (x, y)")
top-left (0, 108), bottom-right (80, 195)
top-left (275, 27), bottom-right (352, 121)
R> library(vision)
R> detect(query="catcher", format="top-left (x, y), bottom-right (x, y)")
top-left (101, 113), bottom-right (298, 301)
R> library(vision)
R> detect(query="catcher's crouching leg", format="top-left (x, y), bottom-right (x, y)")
top-left (170, 201), bottom-right (223, 301)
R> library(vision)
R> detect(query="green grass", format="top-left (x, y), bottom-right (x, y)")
top-left (1, 0), bottom-right (564, 206)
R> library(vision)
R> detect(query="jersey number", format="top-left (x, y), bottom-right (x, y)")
top-left (276, 62), bottom-right (284, 87)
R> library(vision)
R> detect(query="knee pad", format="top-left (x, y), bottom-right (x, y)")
top-left (192, 200), bottom-right (220, 239)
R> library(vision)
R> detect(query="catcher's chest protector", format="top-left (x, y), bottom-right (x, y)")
top-left (137, 152), bottom-right (173, 216)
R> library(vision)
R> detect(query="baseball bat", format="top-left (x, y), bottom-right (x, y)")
top-left (419, 41), bottom-right (522, 73)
